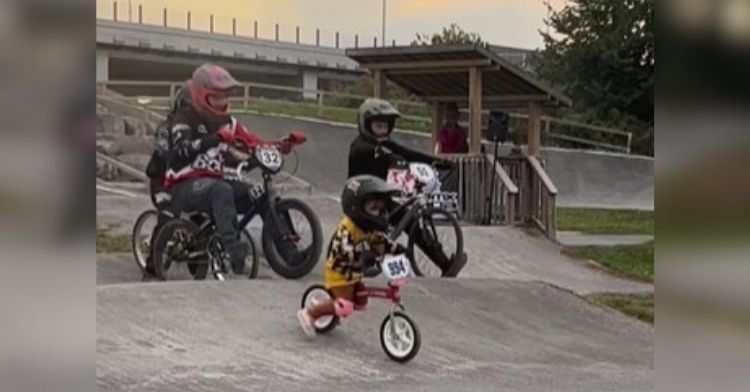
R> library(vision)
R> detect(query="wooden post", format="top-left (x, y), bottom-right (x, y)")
top-left (355, 34), bottom-right (359, 48)
top-left (317, 92), bottom-right (325, 117)
top-left (275, 23), bottom-right (279, 41)
top-left (468, 67), bottom-right (483, 154)
top-left (169, 84), bottom-right (176, 106)
top-left (163, 8), bottom-right (167, 27)
top-left (431, 103), bottom-right (444, 154)
top-left (373, 70), bottom-right (386, 98)
top-left (138, 5), bottom-right (142, 24)
top-left (373, 37), bottom-right (378, 47)
top-left (527, 101), bottom-right (542, 157)
top-left (316, 29), bottom-right (320, 46)
top-left (392, 39), bottom-right (396, 47)
top-left (210, 15), bottom-right (214, 33)
top-left (232, 18), bottom-right (237, 36)
top-left (254, 21), bottom-right (258, 38)
top-left (113, 1), bottom-right (118, 21)
top-left (187, 11), bottom-right (191, 30)
top-left (296, 27), bottom-right (300, 44)
top-left (335, 32), bottom-right (340, 48)
top-left (243, 85), bottom-right (249, 110)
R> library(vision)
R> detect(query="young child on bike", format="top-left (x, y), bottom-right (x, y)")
top-left (297, 175), bottom-right (405, 337)
top-left (347, 98), bottom-right (466, 277)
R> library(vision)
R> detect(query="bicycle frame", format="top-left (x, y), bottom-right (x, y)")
top-left (355, 278), bottom-right (405, 304)
top-left (388, 196), bottom-right (425, 241)
top-left (186, 167), bottom-right (291, 248)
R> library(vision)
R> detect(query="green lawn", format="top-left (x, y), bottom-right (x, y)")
top-left (97, 230), bottom-right (131, 253)
top-left (240, 98), bottom-right (432, 133)
top-left (586, 292), bottom-right (654, 324)
top-left (564, 242), bottom-right (654, 282)
top-left (557, 208), bottom-right (654, 235)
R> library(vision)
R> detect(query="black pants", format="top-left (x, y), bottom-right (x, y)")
top-left (389, 206), bottom-right (451, 272)
top-left (146, 178), bottom-right (252, 272)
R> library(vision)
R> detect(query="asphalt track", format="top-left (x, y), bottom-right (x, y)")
top-left (97, 279), bottom-right (653, 392)
top-left (96, 114), bottom-right (653, 391)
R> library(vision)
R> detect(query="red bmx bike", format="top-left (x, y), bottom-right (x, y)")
top-left (300, 253), bottom-right (421, 363)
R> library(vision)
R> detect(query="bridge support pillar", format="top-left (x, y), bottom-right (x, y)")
top-left (302, 71), bottom-right (318, 100)
top-left (96, 50), bottom-right (109, 82)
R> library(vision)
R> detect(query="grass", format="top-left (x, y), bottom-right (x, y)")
top-left (563, 242), bottom-right (654, 282)
top-left (242, 98), bottom-right (432, 133)
top-left (586, 292), bottom-right (654, 324)
top-left (97, 229), bottom-right (131, 253)
top-left (557, 207), bottom-right (654, 235)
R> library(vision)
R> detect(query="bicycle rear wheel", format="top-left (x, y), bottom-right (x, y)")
top-left (407, 208), bottom-right (464, 278)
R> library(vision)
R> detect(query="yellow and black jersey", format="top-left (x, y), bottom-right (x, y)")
top-left (323, 216), bottom-right (403, 289)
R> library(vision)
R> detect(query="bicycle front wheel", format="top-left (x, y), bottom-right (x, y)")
top-left (131, 209), bottom-right (159, 272)
top-left (407, 208), bottom-right (464, 278)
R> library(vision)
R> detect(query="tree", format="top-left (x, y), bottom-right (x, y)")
top-left (533, 0), bottom-right (654, 155)
top-left (412, 23), bottom-right (484, 46)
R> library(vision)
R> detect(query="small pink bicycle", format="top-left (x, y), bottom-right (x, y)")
top-left (301, 253), bottom-right (421, 363)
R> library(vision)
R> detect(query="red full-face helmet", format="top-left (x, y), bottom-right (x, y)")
top-left (189, 64), bottom-right (239, 122)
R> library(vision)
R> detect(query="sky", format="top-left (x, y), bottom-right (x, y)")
top-left (97, 0), bottom-right (564, 49)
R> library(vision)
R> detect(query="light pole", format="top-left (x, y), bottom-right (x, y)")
top-left (382, 0), bottom-right (386, 47)
top-left (128, 0), bottom-right (132, 23)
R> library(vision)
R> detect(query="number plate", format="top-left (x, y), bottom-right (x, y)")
top-left (381, 254), bottom-right (410, 280)
top-left (387, 169), bottom-right (416, 193)
top-left (256, 146), bottom-right (282, 170)
top-left (409, 163), bottom-right (436, 185)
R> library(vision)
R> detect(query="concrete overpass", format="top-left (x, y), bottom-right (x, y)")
top-left (96, 19), bottom-right (363, 98)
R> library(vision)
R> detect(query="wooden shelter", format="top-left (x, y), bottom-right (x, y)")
top-left (346, 44), bottom-right (571, 156)
top-left (346, 44), bottom-right (572, 238)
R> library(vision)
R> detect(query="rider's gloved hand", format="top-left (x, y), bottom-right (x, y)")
top-left (216, 124), bottom-right (235, 142)
top-left (279, 139), bottom-right (293, 155)
top-left (363, 264), bottom-right (381, 278)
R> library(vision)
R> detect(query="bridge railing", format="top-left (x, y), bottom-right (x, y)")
top-left (99, 4), bottom-right (385, 49)
top-left (96, 80), bottom-right (632, 154)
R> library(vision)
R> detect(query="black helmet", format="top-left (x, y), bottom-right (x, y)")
top-left (357, 98), bottom-right (401, 142)
top-left (341, 175), bottom-right (401, 231)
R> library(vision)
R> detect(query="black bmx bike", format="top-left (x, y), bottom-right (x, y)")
top-left (144, 131), bottom-right (323, 281)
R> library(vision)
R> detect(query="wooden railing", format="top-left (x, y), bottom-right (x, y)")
top-left (441, 154), bottom-right (518, 225)
top-left (484, 154), bottom-right (519, 225)
top-left (498, 153), bottom-right (558, 239)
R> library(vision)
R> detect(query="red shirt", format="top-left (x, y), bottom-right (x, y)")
top-left (437, 125), bottom-right (469, 153)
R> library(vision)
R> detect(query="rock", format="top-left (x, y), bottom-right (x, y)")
top-left (97, 114), bottom-right (125, 137)
top-left (123, 116), bottom-right (152, 138)
top-left (96, 161), bottom-right (119, 181)
top-left (118, 154), bottom-right (151, 172)
top-left (105, 138), bottom-right (152, 156)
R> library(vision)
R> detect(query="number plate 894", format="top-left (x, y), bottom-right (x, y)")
top-left (381, 254), bottom-right (410, 280)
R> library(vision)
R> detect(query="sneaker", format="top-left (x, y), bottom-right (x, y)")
top-left (226, 241), bottom-right (250, 275)
top-left (297, 309), bottom-right (316, 337)
top-left (442, 252), bottom-right (468, 278)
top-left (141, 271), bottom-right (161, 282)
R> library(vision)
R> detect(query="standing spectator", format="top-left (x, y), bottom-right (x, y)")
top-left (435, 103), bottom-right (469, 154)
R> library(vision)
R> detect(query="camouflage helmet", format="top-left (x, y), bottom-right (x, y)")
top-left (357, 98), bottom-right (401, 142)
